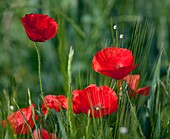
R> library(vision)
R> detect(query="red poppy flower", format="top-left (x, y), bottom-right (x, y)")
top-left (92, 47), bottom-right (137, 80)
top-left (72, 84), bottom-right (118, 118)
top-left (21, 13), bottom-right (58, 42)
top-left (123, 74), bottom-right (150, 98)
top-left (33, 128), bottom-right (56, 139)
top-left (2, 104), bottom-right (38, 134)
top-left (42, 95), bottom-right (68, 115)
top-left (72, 90), bottom-right (83, 114)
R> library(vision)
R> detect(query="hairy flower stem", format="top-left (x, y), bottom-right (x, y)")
top-left (34, 42), bottom-right (44, 97)
top-left (117, 80), bottom-right (123, 98)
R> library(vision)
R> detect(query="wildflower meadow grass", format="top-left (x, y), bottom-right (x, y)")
top-left (0, 1), bottom-right (170, 139)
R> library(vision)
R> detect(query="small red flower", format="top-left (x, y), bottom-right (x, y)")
top-left (123, 74), bottom-right (140, 91)
top-left (92, 47), bottom-right (137, 80)
top-left (72, 84), bottom-right (118, 118)
top-left (136, 86), bottom-right (150, 96)
top-left (72, 90), bottom-right (83, 114)
top-left (2, 104), bottom-right (38, 134)
top-left (21, 13), bottom-right (58, 42)
top-left (42, 95), bottom-right (68, 115)
top-left (33, 128), bottom-right (56, 139)
top-left (123, 74), bottom-right (150, 98)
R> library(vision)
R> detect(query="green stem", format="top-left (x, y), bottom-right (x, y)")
top-left (125, 91), bottom-right (145, 138)
top-left (114, 80), bottom-right (123, 139)
top-left (86, 112), bottom-right (91, 139)
top-left (67, 47), bottom-right (75, 137)
top-left (34, 42), bottom-right (43, 97)
top-left (116, 26), bottom-right (119, 47)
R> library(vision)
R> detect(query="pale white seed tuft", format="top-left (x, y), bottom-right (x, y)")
top-left (120, 34), bottom-right (124, 39)
top-left (119, 127), bottom-right (128, 134)
top-left (113, 25), bottom-right (117, 30)
top-left (10, 105), bottom-right (14, 110)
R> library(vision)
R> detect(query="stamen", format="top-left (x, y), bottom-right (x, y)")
top-left (93, 104), bottom-right (102, 111)
top-left (115, 65), bottom-right (120, 69)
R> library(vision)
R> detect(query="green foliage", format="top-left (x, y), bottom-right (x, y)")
top-left (0, 0), bottom-right (170, 139)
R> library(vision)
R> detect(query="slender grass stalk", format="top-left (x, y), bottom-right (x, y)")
top-left (56, 112), bottom-right (67, 139)
top-left (116, 25), bottom-right (119, 47)
top-left (58, 11), bottom-right (86, 38)
top-left (99, 117), bottom-right (104, 139)
top-left (125, 91), bottom-right (145, 138)
top-left (11, 77), bottom-right (17, 108)
top-left (67, 47), bottom-right (75, 138)
top-left (55, 12), bottom-right (68, 94)
top-left (114, 80), bottom-right (123, 139)
top-left (34, 42), bottom-right (43, 97)
top-left (110, 18), bottom-right (115, 45)
top-left (147, 51), bottom-right (162, 113)
top-left (86, 111), bottom-right (91, 139)
top-left (27, 89), bottom-right (39, 139)
top-left (0, 97), bottom-right (14, 139)
top-left (92, 116), bottom-right (98, 138)
top-left (146, 50), bottom-right (162, 138)
top-left (117, 93), bottom-right (126, 139)
top-left (155, 104), bottom-right (160, 139)
top-left (166, 64), bottom-right (170, 89)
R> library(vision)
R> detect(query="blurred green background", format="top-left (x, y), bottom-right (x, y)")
top-left (0, 0), bottom-right (169, 106)
top-left (0, 0), bottom-right (170, 138)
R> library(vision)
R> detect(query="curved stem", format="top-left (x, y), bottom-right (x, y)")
top-left (34, 42), bottom-right (43, 96)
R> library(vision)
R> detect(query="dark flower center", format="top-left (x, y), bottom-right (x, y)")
top-left (115, 65), bottom-right (120, 69)
top-left (93, 104), bottom-right (102, 111)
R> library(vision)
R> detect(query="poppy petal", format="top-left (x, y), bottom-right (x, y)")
top-left (123, 74), bottom-right (140, 91)
top-left (137, 86), bottom-right (150, 96)
top-left (33, 128), bottom-right (56, 139)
